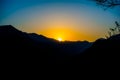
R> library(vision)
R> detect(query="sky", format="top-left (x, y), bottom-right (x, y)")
top-left (0, 0), bottom-right (120, 41)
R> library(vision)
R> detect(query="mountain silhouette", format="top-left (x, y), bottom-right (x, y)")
top-left (0, 25), bottom-right (120, 64)
top-left (0, 25), bottom-right (92, 64)
top-left (80, 34), bottom-right (120, 64)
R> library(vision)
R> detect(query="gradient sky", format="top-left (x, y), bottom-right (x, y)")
top-left (0, 0), bottom-right (120, 41)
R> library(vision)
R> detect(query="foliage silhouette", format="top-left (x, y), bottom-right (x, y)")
top-left (92, 0), bottom-right (120, 8)
top-left (106, 21), bottom-right (120, 38)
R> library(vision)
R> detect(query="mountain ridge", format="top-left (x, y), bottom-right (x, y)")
top-left (0, 25), bottom-right (92, 64)
top-left (1, 25), bottom-right (120, 64)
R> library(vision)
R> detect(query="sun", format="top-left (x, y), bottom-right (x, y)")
top-left (57, 37), bottom-right (62, 41)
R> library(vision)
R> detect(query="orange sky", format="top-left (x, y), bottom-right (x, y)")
top-left (20, 10), bottom-right (107, 42)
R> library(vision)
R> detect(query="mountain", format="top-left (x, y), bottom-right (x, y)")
top-left (0, 25), bottom-right (120, 64)
top-left (0, 25), bottom-right (34, 46)
top-left (80, 34), bottom-right (120, 64)
top-left (28, 33), bottom-right (58, 43)
top-left (0, 25), bottom-right (92, 64)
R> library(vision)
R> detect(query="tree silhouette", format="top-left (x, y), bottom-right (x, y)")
top-left (115, 21), bottom-right (120, 33)
top-left (92, 0), bottom-right (120, 9)
top-left (91, 0), bottom-right (120, 38)
top-left (106, 21), bottom-right (120, 38)
top-left (108, 31), bottom-right (112, 37)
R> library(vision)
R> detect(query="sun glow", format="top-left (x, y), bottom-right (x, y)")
top-left (39, 27), bottom-right (85, 41)
top-left (57, 37), bottom-right (63, 41)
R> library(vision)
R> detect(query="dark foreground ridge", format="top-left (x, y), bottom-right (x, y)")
top-left (0, 25), bottom-right (120, 64)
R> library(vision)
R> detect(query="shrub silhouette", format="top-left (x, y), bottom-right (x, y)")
top-left (106, 21), bottom-right (120, 38)
top-left (115, 21), bottom-right (120, 33)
